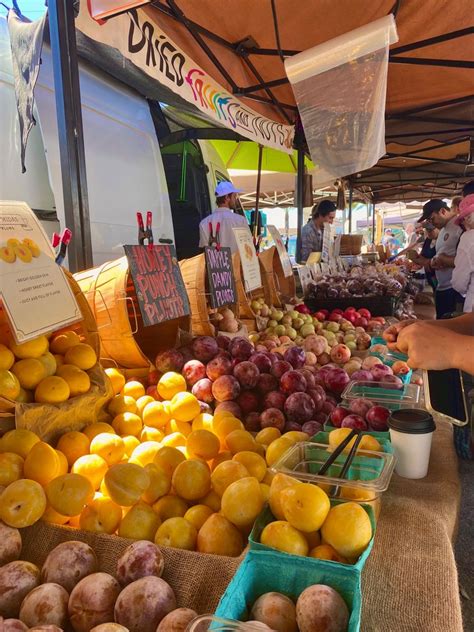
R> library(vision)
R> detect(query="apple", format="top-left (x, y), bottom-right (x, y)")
top-left (330, 344), bottom-right (351, 365)
top-left (392, 360), bottom-right (410, 375)
top-left (366, 405), bottom-right (390, 431)
top-left (341, 414), bottom-right (368, 430)
top-left (326, 322), bottom-right (340, 333)
top-left (354, 316), bottom-right (368, 328)
top-left (358, 308), bottom-right (371, 320)
top-left (328, 313), bottom-right (342, 322)
top-left (330, 406), bottom-right (350, 428)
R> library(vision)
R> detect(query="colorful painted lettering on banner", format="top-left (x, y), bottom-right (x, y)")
top-left (124, 244), bottom-right (190, 326)
top-left (77, 2), bottom-right (294, 153)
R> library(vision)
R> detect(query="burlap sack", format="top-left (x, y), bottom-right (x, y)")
top-left (361, 420), bottom-right (463, 632)
top-left (14, 364), bottom-right (114, 444)
top-left (20, 522), bottom-right (244, 615)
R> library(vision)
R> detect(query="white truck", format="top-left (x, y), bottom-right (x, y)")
top-left (0, 17), bottom-right (231, 265)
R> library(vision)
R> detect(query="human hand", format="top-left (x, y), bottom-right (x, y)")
top-left (430, 256), bottom-right (442, 269)
top-left (382, 319), bottom-right (416, 348)
top-left (395, 322), bottom-right (457, 370)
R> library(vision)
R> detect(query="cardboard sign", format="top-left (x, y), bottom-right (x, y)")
top-left (204, 246), bottom-right (237, 309)
top-left (233, 227), bottom-right (262, 293)
top-left (321, 224), bottom-right (335, 262)
top-left (267, 225), bottom-right (293, 277)
top-left (123, 245), bottom-right (190, 326)
top-left (0, 201), bottom-right (82, 343)
top-left (296, 265), bottom-right (313, 294)
top-left (310, 262), bottom-right (323, 279)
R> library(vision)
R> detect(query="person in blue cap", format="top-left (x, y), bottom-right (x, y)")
top-left (199, 181), bottom-right (251, 254)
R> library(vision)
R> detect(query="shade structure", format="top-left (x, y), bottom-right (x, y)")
top-left (209, 140), bottom-right (314, 173)
top-left (139, 0), bottom-right (473, 201)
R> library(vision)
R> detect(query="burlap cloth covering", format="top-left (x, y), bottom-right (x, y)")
top-left (362, 419), bottom-right (463, 631)
top-left (19, 420), bottom-right (462, 630)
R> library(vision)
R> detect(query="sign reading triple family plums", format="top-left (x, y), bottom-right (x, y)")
top-left (204, 246), bottom-right (237, 309)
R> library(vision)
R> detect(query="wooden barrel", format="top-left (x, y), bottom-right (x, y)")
top-left (74, 257), bottom-right (191, 369)
top-left (179, 253), bottom-right (238, 336)
top-left (259, 246), bottom-right (296, 304)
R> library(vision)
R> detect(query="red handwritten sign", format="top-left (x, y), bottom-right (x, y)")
top-left (124, 245), bottom-right (190, 326)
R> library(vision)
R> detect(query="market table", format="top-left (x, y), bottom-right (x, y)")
top-left (362, 419), bottom-right (462, 631)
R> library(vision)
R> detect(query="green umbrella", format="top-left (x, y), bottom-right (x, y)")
top-left (209, 140), bottom-right (314, 173)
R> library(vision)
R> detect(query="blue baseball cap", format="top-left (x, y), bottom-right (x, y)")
top-left (215, 181), bottom-right (243, 196)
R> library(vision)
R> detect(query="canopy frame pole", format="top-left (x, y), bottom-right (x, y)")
top-left (372, 203), bottom-right (376, 245)
top-left (387, 127), bottom-right (474, 140)
top-left (295, 145), bottom-right (304, 263)
top-left (48, 0), bottom-right (93, 272)
top-left (348, 184), bottom-right (353, 234)
top-left (253, 144), bottom-right (263, 241)
top-left (390, 27), bottom-right (474, 55)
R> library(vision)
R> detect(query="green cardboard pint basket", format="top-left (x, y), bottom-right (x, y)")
top-left (249, 503), bottom-right (376, 576)
top-left (212, 549), bottom-right (362, 632)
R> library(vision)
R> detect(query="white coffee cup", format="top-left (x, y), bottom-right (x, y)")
top-left (388, 408), bottom-right (436, 479)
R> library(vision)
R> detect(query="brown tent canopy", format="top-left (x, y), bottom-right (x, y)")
top-left (144, 0), bottom-right (474, 201)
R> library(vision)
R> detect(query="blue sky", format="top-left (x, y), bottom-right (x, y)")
top-left (0, 0), bottom-right (47, 20)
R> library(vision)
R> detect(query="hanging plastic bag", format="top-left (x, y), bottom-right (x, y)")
top-left (285, 15), bottom-right (398, 186)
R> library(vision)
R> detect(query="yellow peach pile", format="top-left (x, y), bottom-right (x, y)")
top-left (0, 330), bottom-right (97, 404)
top-left (0, 370), bottom-right (312, 557)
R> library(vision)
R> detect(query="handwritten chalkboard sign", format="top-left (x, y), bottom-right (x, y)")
top-left (204, 246), bottom-right (237, 309)
top-left (123, 245), bottom-right (190, 327)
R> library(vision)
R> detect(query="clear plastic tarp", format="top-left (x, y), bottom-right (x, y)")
top-left (285, 15), bottom-right (398, 186)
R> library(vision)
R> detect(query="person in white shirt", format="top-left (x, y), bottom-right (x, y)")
top-left (418, 198), bottom-right (464, 318)
top-left (199, 181), bottom-right (251, 254)
top-left (452, 194), bottom-right (474, 312)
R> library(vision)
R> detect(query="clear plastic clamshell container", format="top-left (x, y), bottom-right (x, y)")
top-left (186, 615), bottom-right (273, 632)
top-left (271, 441), bottom-right (396, 495)
top-left (342, 380), bottom-right (420, 406)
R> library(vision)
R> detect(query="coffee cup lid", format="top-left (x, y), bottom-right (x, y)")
top-left (388, 408), bottom-right (436, 434)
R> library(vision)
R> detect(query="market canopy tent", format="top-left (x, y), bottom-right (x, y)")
top-left (141, 0), bottom-right (473, 201)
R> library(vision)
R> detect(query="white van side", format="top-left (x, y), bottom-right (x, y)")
top-left (0, 17), bottom-right (231, 265)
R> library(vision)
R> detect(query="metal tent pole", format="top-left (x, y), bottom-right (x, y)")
top-left (48, 0), bottom-right (93, 272)
top-left (295, 145), bottom-right (304, 263)
top-left (372, 203), bottom-right (376, 244)
top-left (348, 184), bottom-right (353, 233)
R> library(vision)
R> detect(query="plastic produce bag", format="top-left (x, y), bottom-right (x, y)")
top-left (285, 15), bottom-right (398, 186)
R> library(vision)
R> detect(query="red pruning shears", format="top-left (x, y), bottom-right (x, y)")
top-left (137, 211), bottom-right (154, 250)
top-left (51, 228), bottom-right (72, 265)
top-left (208, 221), bottom-right (221, 250)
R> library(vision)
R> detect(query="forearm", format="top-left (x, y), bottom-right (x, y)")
top-left (451, 332), bottom-right (474, 374)
top-left (429, 313), bottom-right (474, 334)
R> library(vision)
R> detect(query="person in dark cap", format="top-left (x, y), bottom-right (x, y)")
top-left (300, 199), bottom-right (336, 262)
top-left (462, 180), bottom-right (474, 197)
top-left (419, 199), bottom-right (463, 318)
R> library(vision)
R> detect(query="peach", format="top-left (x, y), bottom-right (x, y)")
top-left (250, 592), bottom-right (297, 632)
top-left (0, 520), bottom-right (22, 565)
top-left (41, 541), bottom-right (97, 592)
top-left (296, 584), bottom-right (349, 632)
top-left (260, 521), bottom-right (308, 557)
top-left (114, 576), bottom-right (176, 632)
top-left (68, 573), bottom-right (121, 632)
top-left (19, 583), bottom-right (68, 629)
top-left (156, 608), bottom-right (198, 632)
top-left (221, 477), bottom-right (263, 529)
top-left (155, 517), bottom-right (197, 550)
top-left (0, 560), bottom-right (40, 618)
top-left (197, 513), bottom-right (243, 557)
top-left (116, 541), bottom-right (164, 586)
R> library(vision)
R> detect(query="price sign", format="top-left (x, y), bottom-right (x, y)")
top-left (233, 227), bottom-right (262, 292)
top-left (124, 244), bottom-right (190, 326)
top-left (267, 225), bottom-right (292, 277)
top-left (0, 201), bottom-right (82, 343)
top-left (321, 224), bottom-right (335, 262)
top-left (310, 263), bottom-right (323, 279)
top-left (204, 246), bottom-right (237, 309)
top-left (297, 265), bottom-right (312, 294)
